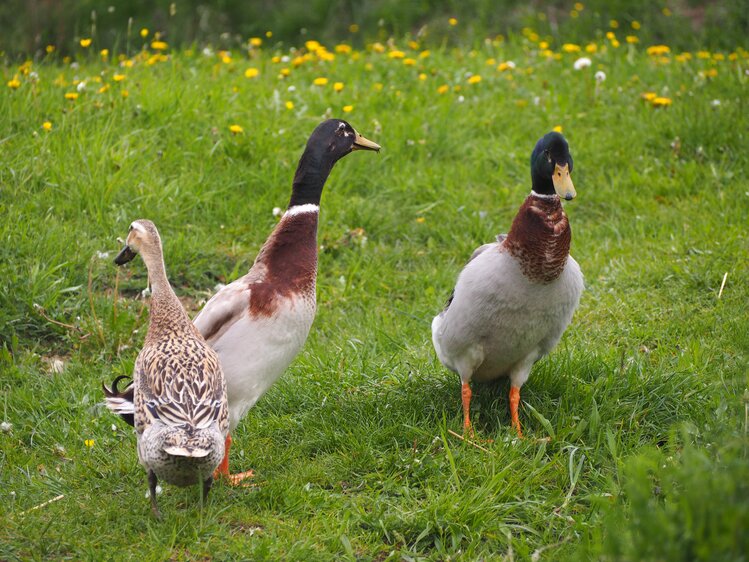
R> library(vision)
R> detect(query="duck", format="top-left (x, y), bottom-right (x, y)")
top-left (431, 131), bottom-right (583, 438)
top-left (191, 119), bottom-right (380, 483)
top-left (104, 219), bottom-right (229, 517)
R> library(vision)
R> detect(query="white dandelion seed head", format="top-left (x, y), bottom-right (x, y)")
top-left (76, 81), bottom-right (86, 92)
top-left (711, 99), bottom-right (721, 107)
top-left (287, 85), bottom-right (296, 92)
top-left (457, 95), bottom-right (465, 103)
top-left (1, 421), bottom-right (12, 432)
top-left (573, 57), bottom-right (592, 70)
top-left (272, 206), bottom-right (283, 217)
top-left (595, 70), bottom-right (606, 82)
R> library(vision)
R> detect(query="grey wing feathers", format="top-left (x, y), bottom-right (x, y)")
top-left (442, 236), bottom-right (506, 313)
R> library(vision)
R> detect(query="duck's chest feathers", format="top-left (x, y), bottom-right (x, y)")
top-left (504, 195), bottom-right (571, 284)
top-left (248, 206), bottom-right (319, 318)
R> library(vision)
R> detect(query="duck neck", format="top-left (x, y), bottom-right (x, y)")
top-left (504, 193), bottom-right (571, 284)
top-left (288, 150), bottom-right (332, 208)
top-left (140, 249), bottom-right (192, 339)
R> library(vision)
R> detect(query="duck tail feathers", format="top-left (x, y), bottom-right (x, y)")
top-left (102, 375), bottom-right (135, 427)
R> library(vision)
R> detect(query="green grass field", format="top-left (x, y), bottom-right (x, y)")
top-left (1, 22), bottom-right (748, 560)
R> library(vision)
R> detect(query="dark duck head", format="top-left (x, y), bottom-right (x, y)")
top-left (530, 131), bottom-right (576, 201)
top-left (288, 119), bottom-right (380, 207)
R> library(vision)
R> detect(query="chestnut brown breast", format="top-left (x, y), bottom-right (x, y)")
top-left (504, 195), bottom-right (571, 284)
top-left (247, 212), bottom-right (318, 317)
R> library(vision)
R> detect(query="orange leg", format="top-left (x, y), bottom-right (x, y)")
top-left (509, 386), bottom-right (523, 438)
top-left (213, 433), bottom-right (255, 485)
top-left (461, 382), bottom-right (474, 437)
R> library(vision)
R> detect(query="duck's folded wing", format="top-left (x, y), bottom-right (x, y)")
top-left (442, 239), bottom-right (504, 312)
top-left (135, 345), bottom-right (227, 430)
top-left (193, 280), bottom-right (251, 345)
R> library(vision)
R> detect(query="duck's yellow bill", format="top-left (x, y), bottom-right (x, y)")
top-left (352, 130), bottom-right (381, 152)
top-left (552, 163), bottom-right (576, 200)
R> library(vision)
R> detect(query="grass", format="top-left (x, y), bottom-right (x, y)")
top-left (1, 24), bottom-right (748, 560)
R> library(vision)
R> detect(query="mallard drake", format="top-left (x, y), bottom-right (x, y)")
top-left (104, 219), bottom-right (229, 517)
top-left (431, 131), bottom-right (583, 438)
top-left (192, 119), bottom-right (380, 483)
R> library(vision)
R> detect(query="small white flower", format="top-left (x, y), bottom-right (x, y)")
top-left (76, 81), bottom-right (86, 92)
top-left (595, 71), bottom-right (606, 83)
top-left (111, 424), bottom-right (117, 432)
top-left (710, 99), bottom-right (721, 107)
top-left (272, 206), bottom-right (283, 217)
top-left (457, 95), bottom-right (465, 103)
top-left (70, 62), bottom-right (79, 70)
top-left (573, 57), bottom-right (592, 70)
top-left (281, 55), bottom-right (290, 63)
top-left (140, 286), bottom-right (151, 299)
top-left (1, 421), bottom-right (12, 432)
top-left (505, 61), bottom-right (516, 69)
top-left (533, 96), bottom-right (541, 106)
top-left (202, 47), bottom-right (214, 57)
top-left (287, 85), bottom-right (296, 92)
top-left (96, 251), bottom-right (110, 259)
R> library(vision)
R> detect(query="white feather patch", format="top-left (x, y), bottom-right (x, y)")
top-left (164, 446), bottom-right (211, 458)
top-left (104, 397), bottom-right (135, 414)
top-left (284, 204), bottom-right (320, 217)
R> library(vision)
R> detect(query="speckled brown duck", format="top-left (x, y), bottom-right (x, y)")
top-left (431, 132), bottom-right (583, 438)
top-left (104, 219), bottom-right (229, 518)
top-left (192, 119), bottom-right (380, 483)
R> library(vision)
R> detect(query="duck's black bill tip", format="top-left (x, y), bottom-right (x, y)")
top-left (114, 245), bottom-right (137, 265)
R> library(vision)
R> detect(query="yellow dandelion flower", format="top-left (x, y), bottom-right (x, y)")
top-left (626, 35), bottom-right (639, 44)
top-left (64, 92), bottom-right (79, 100)
top-left (121, 90), bottom-right (129, 98)
top-left (122, 59), bottom-right (134, 68)
top-left (317, 50), bottom-right (335, 62)
top-left (373, 82), bottom-right (383, 91)
top-left (497, 62), bottom-right (515, 71)
top-left (631, 20), bottom-right (641, 30)
top-left (100, 49), bottom-right (109, 59)
top-left (448, 17), bottom-right (458, 26)
top-left (467, 75), bottom-right (482, 84)
top-left (562, 43), bottom-right (581, 53)
top-left (606, 31), bottom-right (616, 40)
top-left (662, 7), bottom-right (672, 16)
top-left (113, 74), bottom-right (125, 82)
top-left (245, 68), bottom-right (259, 78)
top-left (80, 38), bottom-right (92, 48)
top-left (641, 92), bottom-right (657, 101)
top-left (229, 124), bottom-right (244, 134)
top-left (42, 121), bottom-right (52, 131)
top-left (437, 84), bottom-right (449, 94)
top-left (701, 68), bottom-right (718, 78)
top-left (696, 50), bottom-right (710, 59)
top-left (271, 56), bottom-right (281, 63)
top-left (371, 42), bottom-right (386, 53)
top-left (151, 41), bottom-right (168, 50)
top-left (266, 31), bottom-right (273, 38)
top-left (84, 439), bottom-right (95, 447)
top-left (285, 101), bottom-right (294, 110)
top-left (419, 50), bottom-right (430, 59)
top-left (46, 44), bottom-right (55, 54)
top-left (313, 77), bottom-right (328, 86)
top-left (552, 125), bottom-right (563, 133)
top-left (574, 2), bottom-right (584, 10)
top-left (388, 50), bottom-right (405, 59)
top-left (610, 20), bottom-right (619, 28)
top-left (335, 44), bottom-right (352, 54)
top-left (570, 10), bottom-right (579, 18)
top-left (349, 24), bottom-right (359, 33)
top-left (249, 37), bottom-right (263, 47)
top-left (652, 96), bottom-right (672, 107)
top-left (728, 53), bottom-right (738, 61)
top-left (333, 82), bottom-right (344, 92)
top-left (222, 54), bottom-right (232, 64)
top-left (342, 105), bottom-right (353, 113)
top-left (7, 77), bottom-right (21, 89)
top-left (539, 41), bottom-right (549, 50)
top-left (611, 39), bottom-right (621, 48)
top-left (646, 45), bottom-right (670, 56)
top-left (418, 73), bottom-right (427, 81)
top-left (279, 68), bottom-right (291, 77)
top-left (140, 28), bottom-right (149, 38)
top-left (713, 53), bottom-right (725, 61)
top-left (528, 32), bottom-right (539, 42)
top-left (585, 43), bottom-right (598, 53)
top-left (99, 84), bottom-right (110, 93)
top-left (408, 40), bottom-right (420, 50)
top-left (305, 40), bottom-right (321, 52)
top-left (416, 217), bottom-right (426, 223)
top-left (402, 58), bottom-right (415, 66)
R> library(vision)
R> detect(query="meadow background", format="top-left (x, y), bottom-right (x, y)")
top-left (1, 1), bottom-right (748, 559)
